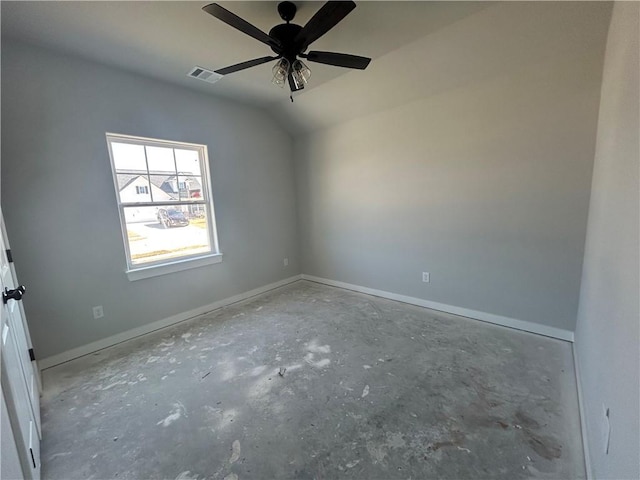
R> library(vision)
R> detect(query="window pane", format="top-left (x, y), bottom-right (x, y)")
top-left (148, 175), bottom-right (179, 203)
top-left (145, 146), bottom-right (175, 173)
top-left (124, 206), bottom-right (211, 265)
top-left (111, 143), bottom-right (147, 172)
top-left (116, 174), bottom-right (152, 203)
top-left (175, 149), bottom-right (202, 176)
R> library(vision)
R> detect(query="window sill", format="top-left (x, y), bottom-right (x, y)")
top-left (126, 253), bottom-right (223, 281)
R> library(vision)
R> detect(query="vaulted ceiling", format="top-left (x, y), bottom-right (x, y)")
top-left (2, 1), bottom-right (611, 135)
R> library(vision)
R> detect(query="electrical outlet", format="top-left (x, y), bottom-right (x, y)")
top-left (422, 272), bottom-right (430, 283)
top-left (284, 257), bottom-right (289, 267)
top-left (603, 405), bottom-right (611, 454)
top-left (92, 306), bottom-right (104, 320)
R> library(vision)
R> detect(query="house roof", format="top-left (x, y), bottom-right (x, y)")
top-left (115, 173), bottom-right (169, 191)
top-left (116, 171), bottom-right (201, 193)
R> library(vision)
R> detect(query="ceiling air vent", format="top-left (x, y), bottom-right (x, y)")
top-left (187, 66), bottom-right (223, 84)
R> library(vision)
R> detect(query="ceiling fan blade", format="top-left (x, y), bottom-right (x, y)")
top-left (294, 1), bottom-right (356, 51)
top-left (203, 3), bottom-right (281, 50)
top-left (288, 72), bottom-right (304, 92)
top-left (215, 56), bottom-right (279, 76)
top-left (305, 51), bottom-right (371, 70)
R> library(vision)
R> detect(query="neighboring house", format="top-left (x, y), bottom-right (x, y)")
top-left (158, 175), bottom-right (202, 199)
top-left (116, 171), bottom-right (204, 223)
top-left (117, 173), bottom-right (174, 223)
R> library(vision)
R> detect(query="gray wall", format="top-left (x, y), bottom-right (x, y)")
top-left (1, 41), bottom-right (300, 359)
top-left (294, 8), bottom-right (608, 333)
top-left (575, 3), bottom-right (640, 478)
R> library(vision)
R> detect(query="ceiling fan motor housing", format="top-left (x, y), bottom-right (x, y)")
top-left (269, 23), bottom-right (305, 61)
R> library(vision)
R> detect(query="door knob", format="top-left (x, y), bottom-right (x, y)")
top-left (3, 286), bottom-right (26, 304)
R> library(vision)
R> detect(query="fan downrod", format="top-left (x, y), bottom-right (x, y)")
top-left (277, 1), bottom-right (297, 22)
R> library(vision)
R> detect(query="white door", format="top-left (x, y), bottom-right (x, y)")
top-left (0, 208), bottom-right (41, 480)
top-left (1, 390), bottom-right (24, 480)
top-left (1, 215), bottom-right (41, 436)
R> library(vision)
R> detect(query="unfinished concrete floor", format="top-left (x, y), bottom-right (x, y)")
top-left (41, 280), bottom-right (584, 479)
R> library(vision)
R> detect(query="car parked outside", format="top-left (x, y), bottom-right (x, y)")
top-left (157, 208), bottom-right (190, 228)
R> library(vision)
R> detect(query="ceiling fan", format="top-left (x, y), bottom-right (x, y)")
top-left (202, 1), bottom-right (371, 95)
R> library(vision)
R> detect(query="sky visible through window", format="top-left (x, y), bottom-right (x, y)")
top-left (111, 143), bottom-right (202, 176)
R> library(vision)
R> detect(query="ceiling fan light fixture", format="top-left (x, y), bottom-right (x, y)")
top-left (291, 59), bottom-right (311, 88)
top-left (271, 58), bottom-right (290, 87)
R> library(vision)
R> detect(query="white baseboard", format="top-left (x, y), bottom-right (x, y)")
top-left (40, 272), bottom-right (575, 370)
top-left (39, 274), bottom-right (303, 370)
top-left (301, 274), bottom-right (574, 342)
top-left (573, 345), bottom-right (592, 479)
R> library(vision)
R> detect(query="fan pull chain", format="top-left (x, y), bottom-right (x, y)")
top-left (290, 93), bottom-right (294, 103)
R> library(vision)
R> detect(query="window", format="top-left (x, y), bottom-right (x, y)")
top-left (106, 133), bottom-right (221, 279)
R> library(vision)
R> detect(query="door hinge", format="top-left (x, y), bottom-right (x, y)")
top-left (28, 348), bottom-right (35, 361)
top-left (6, 249), bottom-right (13, 263)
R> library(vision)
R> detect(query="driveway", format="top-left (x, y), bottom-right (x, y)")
top-left (126, 220), bottom-right (210, 264)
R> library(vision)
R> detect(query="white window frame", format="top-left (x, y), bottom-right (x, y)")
top-left (106, 133), bottom-right (222, 281)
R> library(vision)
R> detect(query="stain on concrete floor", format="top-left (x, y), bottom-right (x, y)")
top-left (40, 280), bottom-right (584, 479)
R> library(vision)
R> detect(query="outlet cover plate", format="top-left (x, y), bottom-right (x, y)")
top-left (92, 306), bottom-right (104, 319)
